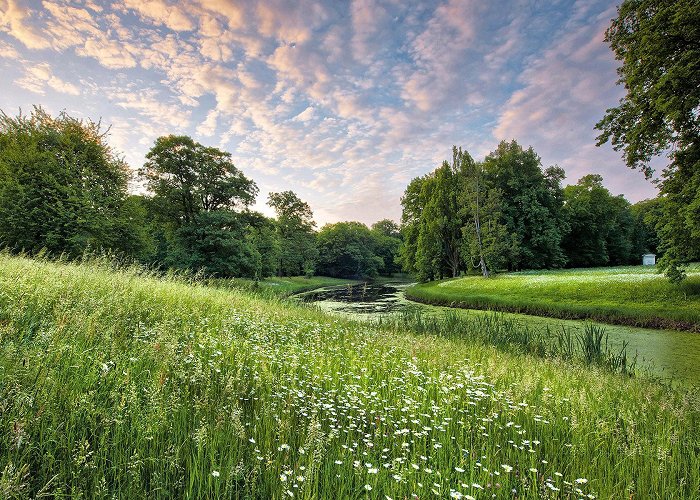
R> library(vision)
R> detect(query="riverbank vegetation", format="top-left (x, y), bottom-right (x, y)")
top-left (406, 266), bottom-right (700, 332)
top-left (1, 254), bottom-right (699, 498)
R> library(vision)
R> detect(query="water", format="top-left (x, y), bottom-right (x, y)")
top-left (296, 282), bottom-right (700, 385)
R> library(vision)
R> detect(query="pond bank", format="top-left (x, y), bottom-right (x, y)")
top-left (296, 282), bottom-right (700, 385)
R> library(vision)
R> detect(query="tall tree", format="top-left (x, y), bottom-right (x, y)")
top-left (140, 136), bottom-right (259, 277)
top-left (459, 156), bottom-right (509, 277)
top-left (267, 190), bottom-right (318, 276)
top-left (0, 107), bottom-right (145, 258)
top-left (141, 135), bottom-right (257, 226)
top-left (630, 197), bottom-right (664, 258)
top-left (595, 0), bottom-right (700, 281)
top-left (483, 141), bottom-right (567, 270)
top-left (411, 153), bottom-right (466, 281)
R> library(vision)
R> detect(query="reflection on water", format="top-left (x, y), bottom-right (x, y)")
top-left (297, 282), bottom-right (700, 385)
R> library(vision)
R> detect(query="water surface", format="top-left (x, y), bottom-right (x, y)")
top-left (297, 282), bottom-right (700, 385)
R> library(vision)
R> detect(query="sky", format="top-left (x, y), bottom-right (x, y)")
top-left (0, 0), bottom-right (660, 226)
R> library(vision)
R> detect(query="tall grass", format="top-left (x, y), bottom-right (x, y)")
top-left (0, 255), bottom-right (698, 498)
top-left (376, 311), bottom-right (636, 376)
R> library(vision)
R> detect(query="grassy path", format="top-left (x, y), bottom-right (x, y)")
top-left (0, 256), bottom-right (698, 498)
top-left (405, 266), bottom-right (700, 332)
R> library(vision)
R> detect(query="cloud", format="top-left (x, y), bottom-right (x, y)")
top-left (0, 0), bottom-right (50, 49)
top-left (1, 0), bottom-right (658, 225)
top-left (16, 62), bottom-right (80, 95)
top-left (120, 0), bottom-right (195, 32)
top-left (492, 0), bottom-right (657, 201)
top-left (196, 109), bottom-right (219, 136)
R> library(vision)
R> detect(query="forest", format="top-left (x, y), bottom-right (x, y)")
top-left (0, 107), bottom-right (666, 282)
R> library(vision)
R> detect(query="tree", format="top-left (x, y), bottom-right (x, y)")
top-left (458, 154), bottom-right (509, 277)
top-left (400, 153), bottom-right (467, 281)
top-left (140, 136), bottom-right (259, 277)
top-left (595, 0), bottom-right (700, 280)
top-left (370, 219), bottom-right (402, 275)
top-left (316, 222), bottom-right (384, 279)
top-left (141, 135), bottom-right (257, 226)
top-left (267, 190), bottom-right (318, 276)
top-left (630, 197), bottom-right (664, 257)
top-left (0, 107), bottom-right (145, 258)
top-left (483, 141), bottom-right (567, 270)
top-left (562, 175), bottom-right (636, 267)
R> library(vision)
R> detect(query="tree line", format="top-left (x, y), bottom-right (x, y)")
top-left (0, 107), bottom-right (401, 280)
top-left (399, 141), bottom-right (662, 281)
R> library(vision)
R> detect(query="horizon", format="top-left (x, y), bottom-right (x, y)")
top-left (0, 0), bottom-right (660, 226)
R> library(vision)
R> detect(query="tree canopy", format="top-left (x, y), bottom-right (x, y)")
top-left (596, 0), bottom-right (700, 280)
top-left (316, 222), bottom-right (384, 279)
top-left (267, 190), bottom-right (318, 276)
top-left (0, 107), bottom-right (144, 257)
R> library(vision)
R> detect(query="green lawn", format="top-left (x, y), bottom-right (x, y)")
top-left (406, 265), bottom-right (700, 331)
top-left (0, 255), bottom-right (698, 498)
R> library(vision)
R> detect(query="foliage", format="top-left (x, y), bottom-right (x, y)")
top-left (140, 136), bottom-right (265, 277)
top-left (562, 174), bottom-right (635, 267)
top-left (596, 0), bottom-right (700, 279)
top-left (400, 142), bottom-right (566, 280)
top-left (0, 107), bottom-right (145, 257)
top-left (458, 148), bottom-right (510, 276)
top-left (370, 219), bottom-right (402, 275)
top-left (141, 135), bottom-right (257, 225)
top-left (0, 255), bottom-right (698, 498)
top-left (267, 190), bottom-right (318, 276)
top-left (483, 141), bottom-right (568, 270)
top-left (316, 222), bottom-right (384, 279)
top-left (630, 198), bottom-right (663, 257)
top-left (400, 153), bottom-right (468, 281)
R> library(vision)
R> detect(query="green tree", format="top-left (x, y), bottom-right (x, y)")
top-left (630, 197), bottom-right (664, 258)
top-left (595, 0), bottom-right (700, 280)
top-left (141, 135), bottom-right (257, 226)
top-left (404, 154), bottom-right (466, 281)
top-left (140, 136), bottom-right (259, 276)
top-left (316, 222), bottom-right (383, 279)
top-left (169, 210), bottom-right (259, 277)
top-left (562, 175), bottom-right (635, 267)
top-left (267, 190), bottom-right (318, 276)
top-left (483, 141), bottom-right (567, 270)
top-left (0, 107), bottom-right (145, 258)
top-left (370, 219), bottom-right (402, 275)
top-left (458, 153), bottom-right (509, 277)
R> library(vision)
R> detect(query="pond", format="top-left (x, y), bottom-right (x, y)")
top-left (296, 282), bottom-right (700, 385)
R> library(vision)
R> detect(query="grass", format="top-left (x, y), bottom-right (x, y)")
top-left (0, 255), bottom-right (699, 498)
top-left (405, 265), bottom-right (700, 331)
top-left (210, 275), bottom-right (361, 298)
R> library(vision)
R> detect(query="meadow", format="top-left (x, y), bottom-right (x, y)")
top-left (1, 255), bottom-right (699, 498)
top-left (405, 266), bottom-right (700, 331)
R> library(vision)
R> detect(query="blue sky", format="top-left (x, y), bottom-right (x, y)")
top-left (0, 0), bottom-right (659, 225)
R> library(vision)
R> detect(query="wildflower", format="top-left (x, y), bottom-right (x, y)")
top-left (364, 484), bottom-right (372, 491)
top-left (211, 470), bottom-right (220, 478)
top-left (368, 468), bottom-right (378, 474)
top-left (455, 466), bottom-right (465, 473)
top-left (249, 437), bottom-right (256, 444)
top-left (501, 464), bottom-right (513, 473)
top-left (335, 460), bottom-right (343, 465)
top-left (576, 478), bottom-right (588, 484)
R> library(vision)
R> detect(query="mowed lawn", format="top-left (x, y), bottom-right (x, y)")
top-left (405, 266), bottom-right (700, 331)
